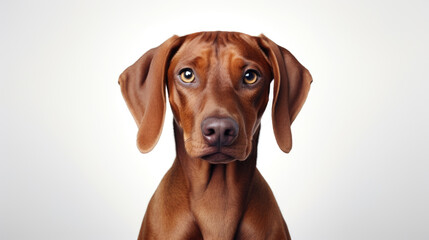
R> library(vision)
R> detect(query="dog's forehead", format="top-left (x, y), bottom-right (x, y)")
top-left (171, 32), bottom-right (268, 67)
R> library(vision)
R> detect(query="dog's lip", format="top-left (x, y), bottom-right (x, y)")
top-left (201, 152), bottom-right (235, 164)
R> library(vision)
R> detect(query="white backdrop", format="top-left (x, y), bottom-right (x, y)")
top-left (1, 0), bottom-right (428, 239)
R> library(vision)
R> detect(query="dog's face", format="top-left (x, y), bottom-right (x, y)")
top-left (119, 32), bottom-right (312, 163)
top-left (167, 33), bottom-right (272, 163)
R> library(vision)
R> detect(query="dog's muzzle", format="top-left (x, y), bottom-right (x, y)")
top-left (200, 117), bottom-right (239, 164)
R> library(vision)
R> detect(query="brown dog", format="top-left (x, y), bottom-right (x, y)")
top-left (119, 31), bottom-right (312, 240)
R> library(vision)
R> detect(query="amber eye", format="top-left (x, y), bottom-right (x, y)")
top-left (243, 70), bottom-right (259, 84)
top-left (179, 68), bottom-right (195, 83)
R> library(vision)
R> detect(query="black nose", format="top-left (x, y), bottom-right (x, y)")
top-left (201, 117), bottom-right (239, 147)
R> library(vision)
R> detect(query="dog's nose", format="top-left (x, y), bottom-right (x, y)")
top-left (201, 117), bottom-right (239, 147)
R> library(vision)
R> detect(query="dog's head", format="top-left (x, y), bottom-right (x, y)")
top-left (119, 32), bottom-right (312, 164)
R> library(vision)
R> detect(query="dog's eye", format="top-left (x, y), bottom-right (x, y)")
top-left (243, 70), bottom-right (259, 84)
top-left (179, 69), bottom-right (195, 83)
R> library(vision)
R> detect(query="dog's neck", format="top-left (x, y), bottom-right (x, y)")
top-left (172, 120), bottom-right (259, 239)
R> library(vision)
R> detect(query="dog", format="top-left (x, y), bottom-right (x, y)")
top-left (119, 31), bottom-right (312, 240)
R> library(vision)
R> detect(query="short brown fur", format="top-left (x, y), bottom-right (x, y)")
top-left (119, 31), bottom-right (312, 240)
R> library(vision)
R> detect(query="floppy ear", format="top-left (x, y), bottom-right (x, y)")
top-left (258, 34), bottom-right (313, 153)
top-left (118, 36), bottom-right (183, 153)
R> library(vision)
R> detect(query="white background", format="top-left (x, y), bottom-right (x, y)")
top-left (1, 0), bottom-right (428, 239)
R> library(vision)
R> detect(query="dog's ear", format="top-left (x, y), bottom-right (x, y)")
top-left (258, 34), bottom-right (312, 153)
top-left (119, 36), bottom-right (183, 153)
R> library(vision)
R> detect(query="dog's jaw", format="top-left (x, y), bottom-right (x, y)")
top-left (201, 152), bottom-right (235, 164)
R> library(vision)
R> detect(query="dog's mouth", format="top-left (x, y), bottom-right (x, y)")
top-left (201, 152), bottom-right (235, 164)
